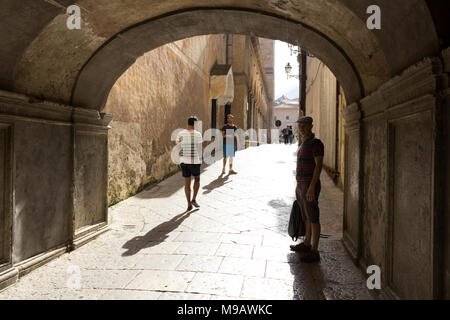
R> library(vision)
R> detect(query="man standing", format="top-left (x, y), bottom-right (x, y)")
top-left (290, 116), bottom-right (324, 263)
top-left (176, 116), bottom-right (203, 211)
top-left (221, 114), bottom-right (238, 175)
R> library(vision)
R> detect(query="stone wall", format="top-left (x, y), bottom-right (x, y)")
top-left (342, 55), bottom-right (449, 299)
top-left (103, 35), bottom-right (226, 205)
top-left (441, 47), bottom-right (450, 299)
top-left (0, 123), bottom-right (12, 269)
top-left (230, 36), bottom-right (272, 135)
top-left (305, 57), bottom-right (346, 187)
top-left (0, 90), bottom-right (112, 289)
top-left (259, 39), bottom-right (275, 102)
top-left (259, 38), bottom-right (275, 133)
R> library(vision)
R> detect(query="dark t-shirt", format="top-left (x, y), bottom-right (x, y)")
top-left (296, 134), bottom-right (324, 184)
top-left (221, 124), bottom-right (238, 146)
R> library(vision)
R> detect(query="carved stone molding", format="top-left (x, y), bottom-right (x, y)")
top-left (0, 90), bottom-right (113, 128)
top-left (0, 89), bottom-right (113, 291)
top-left (361, 57), bottom-right (444, 119)
top-left (73, 108), bottom-right (114, 128)
top-left (386, 94), bottom-right (436, 120)
top-left (0, 90), bottom-right (72, 124)
top-left (342, 102), bottom-right (361, 128)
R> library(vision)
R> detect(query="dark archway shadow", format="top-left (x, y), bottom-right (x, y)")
top-left (202, 173), bottom-right (231, 194)
top-left (288, 239), bottom-right (375, 300)
top-left (266, 175), bottom-right (354, 299)
top-left (121, 208), bottom-right (199, 256)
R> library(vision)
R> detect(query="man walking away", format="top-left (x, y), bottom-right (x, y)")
top-left (282, 127), bottom-right (289, 145)
top-left (176, 116), bottom-right (203, 211)
top-left (288, 126), bottom-right (294, 144)
top-left (221, 114), bottom-right (239, 175)
top-left (290, 116), bottom-right (324, 263)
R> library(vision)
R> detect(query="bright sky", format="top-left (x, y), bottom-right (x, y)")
top-left (274, 40), bottom-right (299, 100)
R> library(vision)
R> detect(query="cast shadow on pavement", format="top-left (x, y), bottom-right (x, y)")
top-left (202, 173), bottom-right (231, 194)
top-left (135, 163), bottom-right (211, 200)
top-left (288, 253), bottom-right (327, 300)
top-left (121, 208), bottom-right (199, 256)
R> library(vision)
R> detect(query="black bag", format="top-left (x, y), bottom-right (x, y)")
top-left (288, 200), bottom-right (305, 241)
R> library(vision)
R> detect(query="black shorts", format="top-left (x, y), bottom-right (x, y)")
top-left (180, 163), bottom-right (201, 178)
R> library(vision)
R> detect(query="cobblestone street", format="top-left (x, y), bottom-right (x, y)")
top-left (0, 144), bottom-right (373, 300)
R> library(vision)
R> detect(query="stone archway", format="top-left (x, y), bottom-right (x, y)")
top-left (7, 1), bottom-right (439, 110)
top-left (70, 8), bottom-right (374, 110)
top-left (0, 0), bottom-right (448, 299)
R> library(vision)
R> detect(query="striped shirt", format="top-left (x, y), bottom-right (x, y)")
top-left (176, 129), bottom-right (203, 164)
top-left (296, 134), bottom-right (324, 184)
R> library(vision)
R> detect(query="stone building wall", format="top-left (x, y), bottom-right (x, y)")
top-left (274, 107), bottom-right (300, 132)
top-left (342, 56), bottom-right (447, 299)
top-left (259, 38), bottom-right (275, 133)
top-left (305, 57), bottom-right (346, 188)
top-left (103, 35), bottom-right (226, 205)
top-left (230, 36), bottom-right (272, 134)
top-left (258, 39), bottom-right (275, 102)
top-left (273, 96), bottom-right (300, 139)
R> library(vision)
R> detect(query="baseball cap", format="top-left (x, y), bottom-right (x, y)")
top-left (296, 116), bottom-right (313, 123)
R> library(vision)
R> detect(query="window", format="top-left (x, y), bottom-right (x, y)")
top-left (224, 103), bottom-right (231, 124)
top-left (211, 99), bottom-right (217, 129)
top-left (286, 116), bottom-right (289, 120)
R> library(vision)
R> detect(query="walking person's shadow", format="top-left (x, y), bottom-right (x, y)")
top-left (121, 208), bottom-right (198, 256)
top-left (202, 173), bottom-right (231, 194)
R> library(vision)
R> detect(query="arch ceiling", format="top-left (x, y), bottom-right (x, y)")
top-left (1, 0), bottom-right (440, 110)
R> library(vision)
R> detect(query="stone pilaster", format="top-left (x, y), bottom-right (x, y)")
top-left (357, 56), bottom-right (446, 299)
top-left (440, 47), bottom-right (450, 299)
top-left (342, 102), bottom-right (363, 261)
top-left (0, 90), bottom-right (112, 289)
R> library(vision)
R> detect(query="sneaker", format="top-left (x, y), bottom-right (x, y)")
top-left (222, 169), bottom-right (226, 174)
top-left (300, 251), bottom-right (320, 263)
top-left (191, 200), bottom-right (200, 208)
top-left (290, 242), bottom-right (311, 253)
top-left (186, 204), bottom-right (193, 212)
top-left (229, 169), bottom-right (237, 174)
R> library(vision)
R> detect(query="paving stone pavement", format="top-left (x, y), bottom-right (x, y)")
top-left (0, 144), bottom-right (374, 300)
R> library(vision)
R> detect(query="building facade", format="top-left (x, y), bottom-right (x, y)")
top-left (227, 36), bottom-right (274, 144)
top-left (273, 95), bottom-right (300, 138)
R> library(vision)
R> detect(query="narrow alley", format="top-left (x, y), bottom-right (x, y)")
top-left (0, 144), bottom-right (372, 300)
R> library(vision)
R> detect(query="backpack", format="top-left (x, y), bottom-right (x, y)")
top-left (288, 200), bottom-right (305, 241)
